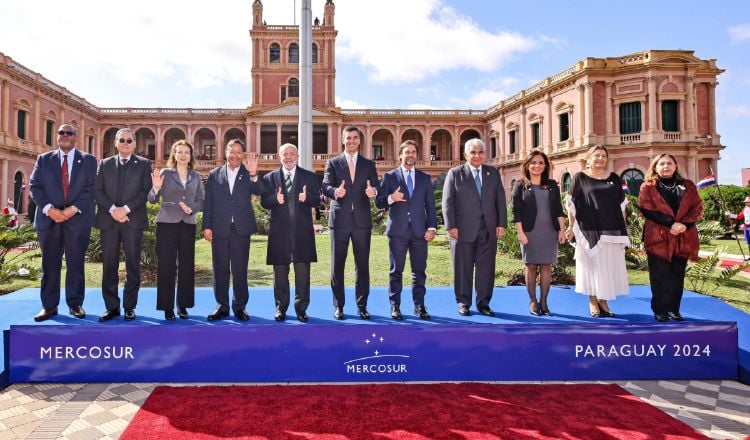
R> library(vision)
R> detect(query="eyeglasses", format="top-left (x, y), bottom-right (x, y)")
top-left (58, 131), bottom-right (76, 136)
top-left (118, 138), bottom-right (134, 144)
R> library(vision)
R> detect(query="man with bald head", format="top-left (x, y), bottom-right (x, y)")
top-left (261, 143), bottom-right (320, 322)
top-left (93, 128), bottom-right (152, 322)
top-left (30, 124), bottom-right (98, 321)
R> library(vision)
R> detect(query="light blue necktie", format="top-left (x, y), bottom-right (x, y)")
top-left (406, 169), bottom-right (414, 197)
top-left (474, 168), bottom-right (482, 197)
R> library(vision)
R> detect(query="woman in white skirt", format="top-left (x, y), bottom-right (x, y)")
top-left (564, 145), bottom-right (629, 317)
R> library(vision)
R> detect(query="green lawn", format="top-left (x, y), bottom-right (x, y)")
top-left (702, 237), bottom-right (749, 257)
top-left (3, 233), bottom-right (749, 313)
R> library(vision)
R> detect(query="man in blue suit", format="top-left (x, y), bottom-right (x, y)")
top-left (376, 140), bottom-right (437, 320)
top-left (443, 138), bottom-right (507, 317)
top-left (322, 126), bottom-right (379, 320)
top-left (29, 124), bottom-right (98, 321)
top-left (202, 139), bottom-right (264, 321)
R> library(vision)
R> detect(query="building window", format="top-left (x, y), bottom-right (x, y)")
top-left (621, 168), bottom-right (645, 197)
top-left (17, 110), bottom-right (28, 140)
top-left (88, 136), bottom-right (94, 153)
top-left (490, 137), bottom-right (497, 158)
top-left (558, 113), bottom-right (569, 141)
top-left (531, 122), bottom-right (541, 148)
top-left (619, 102), bottom-right (642, 134)
top-left (312, 43), bottom-right (318, 64)
top-left (45, 120), bottom-right (54, 146)
top-left (289, 43), bottom-right (299, 63)
top-left (561, 173), bottom-right (572, 193)
top-left (280, 86), bottom-right (287, 102)
top-left (509, 130), bottom-right (517, 154)
top-left (662, 100), bottom-right (679, 132)
top-left (269, 43), bottom-right (280, 63)
top-left (288, 78), bottom-right (299, 98)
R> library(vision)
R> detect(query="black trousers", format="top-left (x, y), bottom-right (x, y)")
top-left (450, 220), bottom-right (497, 309)
top-left (388, 229), bottom-right (428, 307)
top-left (101, 224), bottom-right (143, 311)
top-left (156, 222), bottom-right (196, 311)
top-left (647, 253), bottom-right (688, 315)
top-left (273, 263), bottom-right (311, 314)
top-left (211, 225), bottom-right (251, 312)
top-left (330, 226), bottom-right (371, 309)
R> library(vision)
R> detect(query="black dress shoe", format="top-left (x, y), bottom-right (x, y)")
top-left (34, 308), bottom-right (58, 322)
top-left (654, 313), bottom-right (669, 322)
top-left (358, 308), bottom-right (371, 320)
top-left (391, 306), bottom-right (403, 320)
top-left (478, 306), bottom-right (495, 317)
top-left (414, 305), bottom-right (431, 321)
top-left (124, 309), bottom-right (136, 321)
top-left (600, 310), bottom-right (616, 318)
top-left (99, 309), bottom-right (120, 322)
top-left (178, 307), bottom-right (189, 319)
top-left (667, 311), bottom-right (685, 321)
top-left (234, 309), bottom-right (250, 321)
top-left (164, 310), bottom-right (176, 321)
top-left (333, 307), bottom-right (344, 320)
top-left (275, 310), bottom-right (286, 322)
top-left (69, 306), bottom-right (86, 319)
top-left (540, 307), bottom-right (552, 316)
top-left (457, 304), bottom-right (470, 316)
top-left (297, 312), bottom-right (308, 323)
top-left (207, 309), bottom-right (229, 321)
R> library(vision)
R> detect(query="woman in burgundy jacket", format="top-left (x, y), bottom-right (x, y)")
top-left (638, 154), bottom-right (703, 322)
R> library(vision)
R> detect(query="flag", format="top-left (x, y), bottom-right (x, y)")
top-left (696, 174), bottom-right (717, 189)
top-left (621, 182), bottom-right (629, 193)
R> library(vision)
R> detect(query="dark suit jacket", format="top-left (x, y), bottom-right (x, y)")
top-left (93, 155), bottom-right (152, 230)
top-left (202, 164), bottom-right (265, 239)
top-left (376, 167), bottom-right (436, 238)
top-left (260, 166), bottom-right (320, 265)
top-left (321, 153), bottom-right (379, 229)
top-left (511, 180), bottom-right (565, 232)
top-left (442, 163), bottom-right (507, 242)
top-left (30, 149), bottom-right (97, 231)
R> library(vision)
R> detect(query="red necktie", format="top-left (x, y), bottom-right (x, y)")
top-left (62, 154), bottom-right (69, 201)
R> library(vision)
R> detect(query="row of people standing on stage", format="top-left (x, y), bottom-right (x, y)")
top-left (28, 123), bottom-right (703, 325)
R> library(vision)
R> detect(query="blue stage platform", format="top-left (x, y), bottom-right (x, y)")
top-left (1, 285), bottom-right (747, 387)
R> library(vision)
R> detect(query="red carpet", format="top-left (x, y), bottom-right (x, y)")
top-left (121, 383), bottom-right (706, 439)
top-left (719, 258), bottom-right (750, 272)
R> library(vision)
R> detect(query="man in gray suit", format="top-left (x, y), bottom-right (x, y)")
top-left (442, 138), bottom-right (507, 317)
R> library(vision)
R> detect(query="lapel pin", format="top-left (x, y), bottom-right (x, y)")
top-left (77, 160), bottom-right (82, 163)
top-left (486, 171), bottom-right (490, 176)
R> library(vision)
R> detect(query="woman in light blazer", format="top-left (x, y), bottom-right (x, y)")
top-left (148, 140), bottom-right (205, 320)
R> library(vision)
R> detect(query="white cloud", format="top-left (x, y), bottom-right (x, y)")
top-left (728, 24), bottom-right (750, 43)
top-left (0, 1), bottom-right (251, 92)
top-left (335, 96), bottom-right (368, 109)
top-left (447, 77), bottom-right (524, 108)
top-left (331, 0), bottom-right (542, 83)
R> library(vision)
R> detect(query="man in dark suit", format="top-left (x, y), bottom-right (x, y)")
top-left (442, 138), bottom-right (507, 317)
top-left (202, 139), bottom-right (264, 321)
top-left (93, 128), bottom-right (152, 321)
top-left (260, 143), bottom-right (320, 323)
top-left (29, 124), bottom-right (98, 321)
top-left (322, 126), bottom-right (379, 320)
top-left (376, 140), bottom-right (437, 320)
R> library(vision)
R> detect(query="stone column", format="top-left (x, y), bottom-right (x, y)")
top-left (33, 94), bottom-right (41, 144)
top-left (276, 122), bottom-right (282, 150)
top-left (452, 126), bottom-right (460, 162)
top-left (155, 125), bottom-right (163, 162)
top-left (216, 125), bottom-right (223, 161)
top-left (708, 82), bottom-right (717, 137)
top-left (423, 126), bottom-right (431, 162)
top-left (520, 107), bottom-right (527, 154)
top-left (584, 81), bottom-right (594, 138)
top-left (0, 80), bottom-right (8, 133)
top-left (648, 76), bottom-right (657, 132)
top-left (545, 96), bottom-right (553, 151)
top-left (499, 117), bottom-right (506, 157)
top-left (255, 123), bottom-right (262, 155)
top-left (1, 159), bottom-right (8, 205)
top-left (604, 82), bottom-right (613, 137)
top-left (686, 75), bottom-right (695, 131)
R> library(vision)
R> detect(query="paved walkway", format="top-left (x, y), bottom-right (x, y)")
top-left (0, 380), bottom-right (747, 439)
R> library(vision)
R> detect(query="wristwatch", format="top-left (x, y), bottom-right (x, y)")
top-left (70, 206), bottom-right (79, 214)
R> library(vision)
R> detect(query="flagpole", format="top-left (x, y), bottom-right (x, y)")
top-left (709, 166), bottom-right (747, 260)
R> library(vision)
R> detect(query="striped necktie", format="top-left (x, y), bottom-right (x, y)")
top-left (285, 172), bottom-right (293, 194)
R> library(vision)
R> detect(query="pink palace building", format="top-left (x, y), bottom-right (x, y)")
top-left (0, 0), bottom-right (724, 219)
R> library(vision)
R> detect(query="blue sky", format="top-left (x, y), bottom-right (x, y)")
top-left (1, 0), bottom-right (748, 183)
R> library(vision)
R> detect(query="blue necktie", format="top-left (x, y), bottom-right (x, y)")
top-left (406, 169), bottom-right (414, 197)
top-left (474, 168), bottom-right (482, 197)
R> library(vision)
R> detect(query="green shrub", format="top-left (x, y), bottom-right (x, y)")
top-left (0, 215), bottom-right (40, 284)
top-left (699, 185), bottom-right (750, 222)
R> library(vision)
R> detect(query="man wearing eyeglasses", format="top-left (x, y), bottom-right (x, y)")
top-left (93, 128), bottom-right (153, 322)
top-left (29, 124), bottom-right (98, 321)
